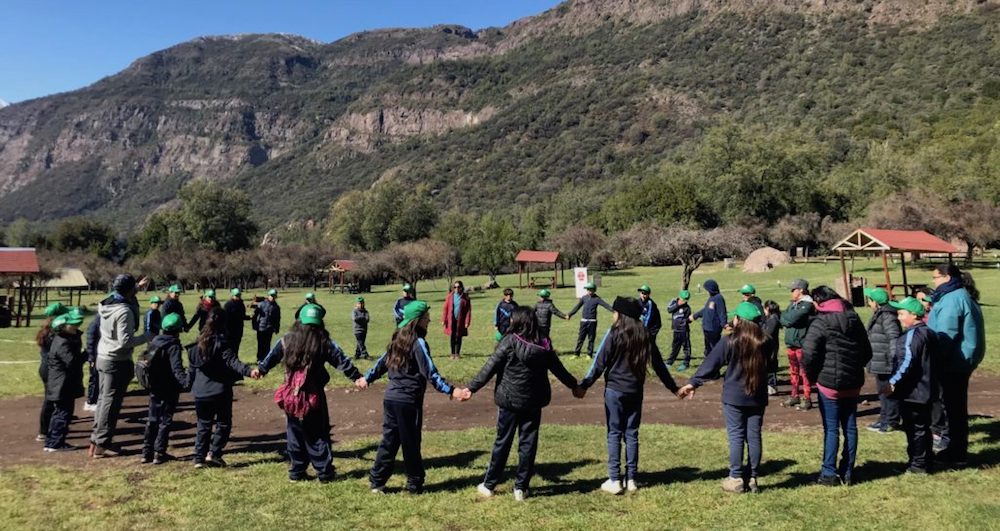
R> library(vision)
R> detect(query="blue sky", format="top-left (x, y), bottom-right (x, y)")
top-left (0, 0), bottom-right (563, 103)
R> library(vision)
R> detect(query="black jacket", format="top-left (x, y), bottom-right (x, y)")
top-left (535, 300), bottom-right (566, 332)
top-left (161, 298), bottom-right (186, 325)
top-left (38, 332), bottom-right (54, 382)
top-left (365, 338), bottom-right (454, 404)
top-left (187, 335), bottom-right (253, 399)
top-left (146, 334), bottom-right (188, 396)
top-left (188, 299), bottom-right (221, 332)
top-left (761, 314), bottom-right (781, 373)
top-left (666, 299), bottom-right (692, 332)
top-left (580, 327), bottom-right (678, 395)
top-left (866, 304), bottom-right (902, 375)
top-left (802, 306), bottom-right (873, 391)
top-left (222, 299), bottom-right (249, 342)
top-left (467, 335), bottom-right (577, 411)
top-left (45, 331), bottom-right (86, 401)
top-left (640, 298), bottom-right (662, 337)
top-left (889, 322), bottom-right (939, 404)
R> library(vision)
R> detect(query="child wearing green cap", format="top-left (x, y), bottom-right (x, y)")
top-left (534, 289), bottom-right (567, 341)
top-left (567, 283), bottom-right (614, 358)
top-left (187, 290), bottom-right (221, 333)
top-left (253, 290), bottom-right (281, 362)
top-left (141, 313), bottom-right (188, 465)
top-left (43, 310), bottom-right (87, 452)
top-left (145, 296), bottom-right (163, 337)
top-left (353, 297), bottom-right (371, 360)
top-left (35, 303), bottom-right (69, 442)
top-left (393, 284), bottom-right (416, 326)
top-left (161, 285), bottom-right (186, 327)
top-left (294, 293), bottom-right (326, 321)
top-left (637, 285), bottom-right (662, 342)
top-left (665, 290), bottom-right (693, 369)
top-left (864, 287), bottom-right (903, 434)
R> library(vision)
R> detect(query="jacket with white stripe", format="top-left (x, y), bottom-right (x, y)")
top-left (365, 337), bottom-right (453, 403)
top-left (889, 322), bottom-right (938, 404)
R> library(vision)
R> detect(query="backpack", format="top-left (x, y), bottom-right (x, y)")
top-left (274, 364), bottom-right (320, 420)
top-left (135, 344), bottom-right (165, 390)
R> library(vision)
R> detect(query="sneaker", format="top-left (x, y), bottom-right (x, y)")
top-left (747, 478), bottom-right (759, 493)
top-left (141, 454), bottom-right (154, 464)
top-left (933, 439), bottom-right (947, 454)
top-left (513, 489), bottom-right (527, 501)
top-left (43, 444), bottom-right (78, 452)
top-left (677, 363), bottom-right (689, 372)
top-left (193, 460), bottom-right (206, 469)
top-left (289, 475), bottom-right (314, 483)
top-left (153, 453), bottom-right (174, 465)
top-left (476, 483), bottom-right (494, 498)
top-left (83, 402), bottom-right (97, 412)
top-left (936, 457), bottom-right (968, 470)
top-left (91, 446), bottom-right (119, 458)
top-left (767, 386), bottom-right (777, 396)
top-left (206, 456), bottom-right (227, 467)
top-left (866, 422), bottom-right (884, 433)
top-left (625, 479), bottom-right (638, 492)
top-left (35, 434), bottom-right (46, 442)
top-left (879, 424), bottom-right (900, 434)
top-left (370, 485), bottom-right (385, 494)
top-left (782, 397), bottom-right (801, 408)
top-left (796, 399), bottom-right (813, 411)
top-left (721, 476), bottom-right (745, 493)
top-left (600, 479), bottom-right (623, 495)
top-left (816, 475), bottom-right (841, 487)
top-left (904, 467), bottom-right (929, 475)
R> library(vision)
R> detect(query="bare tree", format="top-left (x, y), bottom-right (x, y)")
top-left (547, 226), bottom-right (607, 267)
top-left (654, 225), bottom-right (758, 289)
top-left (362, 239), bottom-right (457, 293)
top-left (769, 213), bottom-right (822, 252)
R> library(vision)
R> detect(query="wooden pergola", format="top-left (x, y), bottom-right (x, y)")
top-left (0, 248), bottom-right (41, 327)
top-left (515, 250), bottom-right (564, 289)
top-left (832, 228), bottom-right (959, 297)
top-left (327, 259), bottom-right (357, 293)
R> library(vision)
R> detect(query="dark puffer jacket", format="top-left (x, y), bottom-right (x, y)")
top-left (866, 304), bottom-right (901, 375)
top-left (802, 303), bottom-right (873, 391)
top-left (45, 331), bottom-right (86, 401)
top-left (467, 334), bottom-right (577, 411)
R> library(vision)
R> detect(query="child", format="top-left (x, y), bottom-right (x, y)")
top-left (466, 307), bottom-right (578, 501)
top-left (43, 309), bottom-right (87, 452)
top-left (886, 297), bottom-right (938, 474)
top-left (353, 297), bottom-right (371, 360)
top-left (665, 290), bottom-right (693, 370)
top-left (577, 297), bottom-right (678, 494)
top-left (257, 304), bottom-right (368, 482)
top-left (366, 301), bottom-right (466, 494)
top-left (864, 287), bottom-right (903, 434)
top-left (679, 302), bottom-right (769, 493)
top-left (761, 300), bottom-right (781, 396)
top-left (145, 296), bottom-right (163, 336)
top-left (691, 279), bottom-right (728, 371)
top-left (187, 290), bottom-right (221, 332)
top-left (495, 288), bottom-right (518, 340)
top-left (534, 289), bottom-right (567, 340)
top-left (637, 284), bottom-right (662, 341)
top-left (187, 308), bottom-right (255, 468)
top-left (36, 302), bottom-right (69, 442)
top-left (567, 282), bottom-right (614, 358)
top-left (141, 313), bottom-right (188, 464)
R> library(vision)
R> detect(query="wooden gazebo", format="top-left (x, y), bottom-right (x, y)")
top-left (0, 247), bottom-right (41, 327)
top-left (327, 259), bottom-right (357, 293)
top-left (832, 228), bottom-right (959, 297)
top-left (515, 250), bottom-right (564, 289)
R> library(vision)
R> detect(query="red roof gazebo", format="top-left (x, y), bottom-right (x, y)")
top-left (515, 250), bottom-right (564, 289)
top-left (0, 248), bottom-right (41, 327)
top-left (832, 228), bottom-right (959, 297)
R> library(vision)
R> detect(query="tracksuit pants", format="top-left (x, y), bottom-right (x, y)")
top-left (193, 391), bottom-right (233, 462)
top-left (668, 330), bottom-right (692, 364)
top-left (901, 401), bottom-right (933, 472)
top-left (483, 407), bottom-right (542, 491)
top-left (355, 331), bottom-right (370, 359)
top-left (45, 398), bottom-right (75, 448)
top-left (143, 392), bottom-right (179, 457)
top-left (371, 399), bottom-right (425, 492)
top-left (575, 321), bottom-right (598, 357)
top-left (256, 331), bottom-right (274, 362)
top-left (286, 396), bottom-right (335, 481)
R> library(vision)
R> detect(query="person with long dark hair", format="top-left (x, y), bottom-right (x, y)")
top-left (35, 302), bottom-right (68, 442)
top-left (802, 286), bottom-right (872, 486)
top-left (576, 296), bottom-right (678, 494)
top-left (365, 301), bottom-right (466, 494)
top-left (465, 306), bottom-right (579, 501)
top-left (257, 304), bottom-right (368, 482)
top-left (186, 307), bottom-right (254, 468)
top-left (761, 300), bottom-right (781, 396)
top-left (680, 302), bottom-right (770, 493)
top-left (441, 280), bottom-right (472, 359)
top-left (43, 309), bottom-right (87, 452)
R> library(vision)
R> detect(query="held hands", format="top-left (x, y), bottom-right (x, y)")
top-left (249, 368), bottom-right (262, 380)
top-left (677, 384), bottom-right (696, 400)
top-left (572, 386), bottom-right (587, 399)
top-left (451, 388), bottom-right (472, 401)
top-left (354, 377), bottom-right (369, 390)
top-left (879, 383), bottom-right (894, 396)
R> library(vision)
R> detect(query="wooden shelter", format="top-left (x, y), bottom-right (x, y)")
top-left (515, 250), bottom-right (564, 289)
top-left (327, 259), bottom-right (358, 293)
top-left (832, 228), bottom-right (958, 297)
top-left (38, 268), bottom-right (89, 307)
top-left (0, 248), bottom-right (41, 327)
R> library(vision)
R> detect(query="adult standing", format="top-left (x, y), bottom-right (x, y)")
top-left (927, 264), bottom-right (985, 467)
top-left (535, 289), bottom-right (567, 341)
top-left (802, 286), bottom-right (872, 486)
top-left (691, 279), bottom-right (727, 370)
top-left (90, 274), bottom-right (150, 458)
top-left (567, 282), bottom-right (613, 358)
top-left (161, 284), bottom-right (186, 325)
top-left (637, 284), bottom-right (662, 342)
top-left (780, 279), bottom-right (814, 410)
top-left (253, 289), bottom-right (281, 362)
top-left (393, 284), bottom-right (417, 326)
top-left (222, 288), bottom-right (251, 354)
top-left (863, 287), bottom-right (903, 434)
top-left (442, 280), bottom-right (472, 359)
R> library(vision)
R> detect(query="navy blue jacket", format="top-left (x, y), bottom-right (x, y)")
top-left (85, 317), bottom-right (101, 363)
top-left (494, 300), bottom-right (518, 334)
top-left (579, 327), bottom-right (678, 395)
top-left (568, 294), bottom-right (613, 321)
top-left (146, 334), bottom-right (188, 396)
top-left (258, 334), bottom-right (362, 387)
top-left (186, 335), bottom-right (253, 399)
top-left (160, 298), bottom-right (186, 325)
top-left (144, 308), bottom-right (162, 336)
top-left (393, 296), bottom-right (415, 325)
top-left (352, 309), bottom-right (369, 335)
top-left (689, 336), bottom-right (769, 408)
top-left (666, 299), bottom-right (692, 332)
top-left (693, 291), bottom-right (728, 333)
top-left (222, 299), bottom-right (249, 343)
top-left (365, 338), bottom-right (454, 404)
top-left (889, 322), bottom-right (939, 405)
top-left (254, 300), bottom-right (281, 334)
top-left (640, 298), bottom-right (662, 337)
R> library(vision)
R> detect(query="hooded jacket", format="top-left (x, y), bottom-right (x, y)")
top-left (45, 331), bottom-right (86, 401)
top-left (692, 280), bottom-right (727, 333)
top-left (802, 299), bottom-right (872, 391)
top-left (780, 295), bottom-right (814, 348)
top-left (467, 334), bottom-right (577, 411)
top-left (97, 293), bottom-right (148, 362)
top-left (161, 297), bottom-right (186, 325)
top-left (927, 278), bottom-right (986, 373)
top-left (186, 335), bottom-right (252, 399)
top-left (866, 304), bottom-right (902, 375)
top-left (145, 333), bottom-right (188, 396)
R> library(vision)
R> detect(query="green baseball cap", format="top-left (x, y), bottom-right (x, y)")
top-left (53, 308), bottom-right (85, 329)
top-left (356, 296), bottom-right (365, 302)
top-left (149, 296), bottom-right (162, 304)
top-left (299, 303), bottom-right (325, 327)
top-left (230, 288), bottom-right (242, 297)
top-left (890, 296), bottom-right (925, 317)
top-left (402, 283), bottom-right (415, 294)
top-left (739, 284), bottom-right (756, 295)
top-left (204, 289), bottom-right (216, 299)
top-left (398, 300), bottom-right (429, 329)
top-left (43, 302), bottom-right (68, 318)
top-left (729, 301), bottom-right (763, 322)
top-left (679, 290), bottom-right (690, 300)
top-left (495, 330), bottom-right (503, 342)
top-left (637, 284), bottom-right (651, 294)
top-left (168, 284), bottom-right (183, 293)
top-left (538, 289), bottom-right (551, 298)
top-left (584, 282), bottom-right (597, 291)
top-left (305, 292), bottom-right (316, 301)
top-left (161, 313), bottom-right (184, 333)
top-left (268, 289), bottom-right (278, 297)
top-left (863, 287), bottom-right (890, 305)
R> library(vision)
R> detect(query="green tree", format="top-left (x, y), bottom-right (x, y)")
top-left (464, 213), bottom-right (520, 283)
top-left (178, 181), bottom-right (258, 252)
top-left (5, 218), bottom-right (38, 247)
top-left (50, 217), bottom-right (117, 259)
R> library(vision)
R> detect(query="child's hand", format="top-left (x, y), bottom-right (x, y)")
top-left (572, 387), bottom-right (587, 399)
top-left (677, 384), bottom-right (696, 399)
top-left (249, 368), bottom-right (262, 380)
top-left (354, 377), bottom-right (368, 390)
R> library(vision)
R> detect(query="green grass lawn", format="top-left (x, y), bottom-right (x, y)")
top-left (1, 420), bottom-right (998, 530)
top-left (2, 258), bottom-right (997, 398)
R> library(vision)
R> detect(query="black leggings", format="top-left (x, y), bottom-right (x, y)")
top-left (450, 321), bottom-right (463, 355)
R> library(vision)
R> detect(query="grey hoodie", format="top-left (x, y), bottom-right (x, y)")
top-left (97, 294), bottom-right (148, 362)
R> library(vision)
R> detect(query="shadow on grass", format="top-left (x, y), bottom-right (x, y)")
top-left (423, 450), bottom-right (487, 469)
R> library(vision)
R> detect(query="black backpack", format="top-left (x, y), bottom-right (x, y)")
top-left (135, 344), bottom-right (165, 390)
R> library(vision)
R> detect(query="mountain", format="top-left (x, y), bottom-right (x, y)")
top-left (0, 99), bottom-right (8, 109)
top-left (1, 0), bottom-right (999, 229)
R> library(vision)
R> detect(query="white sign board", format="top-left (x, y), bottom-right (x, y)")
top-left (574, 267), bottom-right (589, 298)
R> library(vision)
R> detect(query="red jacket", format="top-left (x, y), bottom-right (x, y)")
top-left (442, 291), bottom-right (472, 337)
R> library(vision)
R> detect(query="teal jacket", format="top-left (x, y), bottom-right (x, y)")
top-left (928, 287), bottom-right (985, 373)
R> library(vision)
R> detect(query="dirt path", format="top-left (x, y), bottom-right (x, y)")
top-left (2, 374), bottom-right (998, 467)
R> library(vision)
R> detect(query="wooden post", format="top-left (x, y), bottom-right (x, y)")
top-left (881, 251), bottom-right (892, 294)
top-left (839, 251), bottom-right (849, 300)
top-left (899, 252), bottom-right (909, 296)
top-left (518, 262), bottom-right (523, 289)
top-left (25, 277), bottom-right (33, 327)
top-left (14, 276), bottom-right (24, 327)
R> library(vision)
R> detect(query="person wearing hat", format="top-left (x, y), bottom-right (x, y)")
top-left (256, 304), bottom-right (368, 482)
top-left (393, 284), bottom-right (417, 326)
top-left (567, 282), bottom-right (614, 358)
top-left (863, 287), bottom-right (903, 434)
top-left (691, 279), bottom-right (728, 371)
top-left (222, 288), bottom-right (251, 354)
top-left (576, 296), bottom-right (678, 494)
top-left (636, 284), bottom-right (662, 341)
top-left (161, 284), bottom-right (187, 326)
top-left (739, 284), bottom-right (764, 315)
top-left (885, 296), bottom-right (939, 474)
top-left (366, 300), bottom-right (466, 494)
top-left (141, 313), bottom-right (188, 465)
top-left (779, 279), bottom-right (814, 410)
top-left (494, 288), bottom-right (519, 343)
top-left (679, 301), bottom-right (770, 493)
top-left (253, 289), bottom-right (281, 362)
top-left (534, 288), bottom-right (567, 341)
top-left (353, 296), bottom-right (371, 360)
top-left (294, 292), bottom-right (327, 321)
top-left (90, 273), bottom-right (150, 458)
top-left (665, 290), bottom-right (694, 370)
top-left (441, 280), bottom-right (472, 359)
top-left (187, 289), bottom-right (221, 333)
top-left (35, 302), bottom-right (70, 442)
top-left (145, 296), bottom-right (163, 337)
top-left (43, 309), bottom-right (87, 452)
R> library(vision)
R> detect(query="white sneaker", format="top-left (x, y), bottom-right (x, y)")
top-left (513, 488), bottom-right (526, 501)
top-left (625, 479), bottom-right (638, 492)
top-left (370, 486), bottom-right (385, 495)
top-left (83, 403), bottom-right (97, 412)
top-left (767, 386), bottom-right (777, 396)
top-left (476, 483), bottom-right (494, 497)
top-left (600, 479), bottom-right (623, 494)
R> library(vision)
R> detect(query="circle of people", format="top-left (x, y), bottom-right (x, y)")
top-left (35, 263), bottom-right (984, 498)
